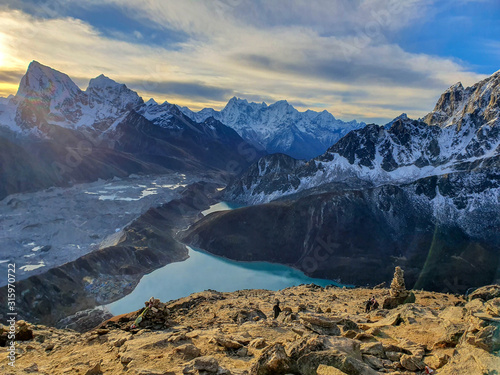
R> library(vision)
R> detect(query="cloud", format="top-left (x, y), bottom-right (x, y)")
top-left (0, 68), bottom-right (25, 84)
top-left (128, 80), bottom-right (235, 102)
top-left (0, 2), bottom-right (491, 123)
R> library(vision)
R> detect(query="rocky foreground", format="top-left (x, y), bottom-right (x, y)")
top-left (1, 284), bottom-right (499, 375)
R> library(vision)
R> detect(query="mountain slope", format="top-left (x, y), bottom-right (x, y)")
top-left (183, 166), bottom-right (500, 292)
top-left (180, 97), bottom-right (365, 159)
top-left (225, 70), bottom-right (500, 204)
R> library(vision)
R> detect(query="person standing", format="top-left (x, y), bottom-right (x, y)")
top-left (273, 300), bottom-right (282, 319)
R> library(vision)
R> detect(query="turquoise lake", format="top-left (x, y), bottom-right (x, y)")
top-left (107, 246), bottom-right (340, 315)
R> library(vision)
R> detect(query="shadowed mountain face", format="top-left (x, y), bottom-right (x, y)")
top-left (0, 61), bottom-right (263, 199)
top-left (182, 168), bottom-right (500, 293)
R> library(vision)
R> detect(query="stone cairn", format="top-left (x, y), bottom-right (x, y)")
top-left (390, 266), bottom-right (408, 298)
top-left (383, 266), bottom-right (415, 309)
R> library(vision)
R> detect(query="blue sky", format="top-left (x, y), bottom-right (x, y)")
top-left (0, 0), bottom-right (498, 123)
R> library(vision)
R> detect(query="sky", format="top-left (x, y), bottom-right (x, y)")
top-left (0, 0), bottom-right (499, 124)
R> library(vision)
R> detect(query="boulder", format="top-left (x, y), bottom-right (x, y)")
top-left (16, 321), bottom-right (34, 341)
top-left (85, 361), bottom-right (102, 375)
top-left (360, 342), bottom-right (385, 358)
top-left (400, 354), bottom-right (426, 371)
top-left (213, 335), bottom-right (244, 350)
top-left (485, 297), bottom-right (500, 317)
top-left (465, 325), bottom-right (500, 352)
top-left (183, 356), bottom-right (219, 373)
top-left (296, 349), bottom-right (379, 375)
top-left (433, 323), bottom-right (465, 348)
top-left (172, 343), bottom-right (201, 360)
top-left (249, 338), bottom-right (267, 349)
top-left (362, 354), bottom-right (384, 371)
top-left (234, 308), bottom-right (267, 323)
top-left (287, 335), bottom-right (330, 361)
top-left (250, 343), bottom-right (294, 375)
top-left (300, 314), bottom-right (341, 336)
top-left (468, 285), bottom-right (500, 302)
top-left (382, 292), bottom-right (415, 310)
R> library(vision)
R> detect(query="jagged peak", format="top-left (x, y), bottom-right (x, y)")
top-left (446, 81), bottom-right (464, 92)
top-left (227, 96), bottom-right (248, 105)
top-left (17, 60), bottom-right (81, 98)
top-left (87, 74), bottom-right (125, 91)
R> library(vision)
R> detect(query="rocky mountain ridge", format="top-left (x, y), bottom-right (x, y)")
top-left (225, 70), bottom-right (500, 204)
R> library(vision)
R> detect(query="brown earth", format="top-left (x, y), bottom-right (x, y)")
top-left (1, 284), bottom-right (499, 374)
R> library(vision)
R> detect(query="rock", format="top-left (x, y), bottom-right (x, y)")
top-left (237, 347), bottom-right (248, 357)
top-left (58, 306), bottom-right (113, 333)
top-left (120, 355), bottom-right (134, 364)
top-left (250, 343), bottom-right (294, 375)
top-left (362, 354), bottom-right (384, 370)
top-left (183, 356), bottom-right (219, 373)
top-left (298, 304), bottom-right (307, 312)
top-left (136, 370), bottom-right (175, 375)
top-left (360, 342), bottom-right (385, 358)
top-left (468, 285), bottom-right (500, 302)
top-left (113, 337), bottom-right (127, 347)
top-left (385, 351), bottom-right (402, 362)
top-left (465, 324), bottom-right (500, 352)
top-left (300, 314), bottom-right (341, 336)
top-left (382, 292), bottom-right (415, 310)
top-left (296, 349), bottom-right (378, 375)
top-left (342, 330), bottom-right (357, 339)
top-left (286, 335), bottom-right (330, 361)
top-left (433, 323), bottom-right (465, 348)
top-left (234, 308), bottom-right (267, 323)
top-left (400, 354), bottom-right (425, 371)
top-left (337, 318), bottom-right (359, 332)
top-left (316, 307), bottom-right (324, 313)
top-left (214, 335), bottom-right (244, 349)
top-left (485, 297), bottom-right (500, 317)
top-left (366, 327), bottom-right (380, 336)
top-left (23, 363), bottom-right (39, 373)
top-left (373, 282), bottom-right (386, 289)
top-left (316, 364), bottom-right (347, 374)
top-left (353, 332), bottom-right (377, 342)
top-left (424, 353), bottom-right (449, 369)
top-left (16, 321), bottom-right (34, 341)
top-left (85, 361), bottom-right (102, 375)
top-left (249, 338), bottom-right (267, 349)
top-left (173, 343), bottom-right (201, 360)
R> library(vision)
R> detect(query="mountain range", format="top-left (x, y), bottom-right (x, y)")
top-left (0, 61), bottom-right (261, 199)
top-left (181, 97), bottom-right (365, 159)
top-left (224, 70), bottom-right (500, 203)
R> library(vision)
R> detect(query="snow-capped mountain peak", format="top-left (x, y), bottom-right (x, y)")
top-left (86, 74), bottom-right (143, 113)
top-left (17, 60), bottom-right (82, 105)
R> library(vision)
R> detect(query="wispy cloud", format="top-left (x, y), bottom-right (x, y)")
top-left (0, 1), bottom-right (492, 123)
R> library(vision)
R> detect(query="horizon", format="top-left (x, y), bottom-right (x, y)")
top-left (0, 1), bottom-right (499, 123)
